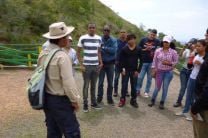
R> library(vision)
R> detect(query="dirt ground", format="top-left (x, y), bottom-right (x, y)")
top-left (0, 69), bottom-right (194, 138)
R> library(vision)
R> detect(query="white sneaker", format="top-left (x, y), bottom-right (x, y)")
top-left (144, 92), bottom-right (149, 98)
top-left (184, 113), bottom-right (192, 121)
top-left (175, 112), bottom-right (184, 116)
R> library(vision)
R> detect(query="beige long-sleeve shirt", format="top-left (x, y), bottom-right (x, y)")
top-left (38, 43), bottom-right (80, 103)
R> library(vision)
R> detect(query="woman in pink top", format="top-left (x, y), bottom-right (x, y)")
top-left (148, 36), bottom-right (178, 109)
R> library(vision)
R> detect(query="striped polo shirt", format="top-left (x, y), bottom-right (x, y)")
top-left (77, 34), bottom-right (102, 65)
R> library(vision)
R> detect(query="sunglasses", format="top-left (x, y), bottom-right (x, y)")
top-left (104, 29), bottom-right (110, 32)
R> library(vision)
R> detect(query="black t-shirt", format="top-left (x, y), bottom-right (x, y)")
top-left (118, 45), bottom-right (142, 72)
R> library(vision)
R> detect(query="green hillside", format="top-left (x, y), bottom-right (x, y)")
top-left (0, 0), bottom-right (145, 44)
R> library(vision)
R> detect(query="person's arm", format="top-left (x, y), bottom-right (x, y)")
top-left (191, 60), bottom-right (208, 114)
top-left (137, 47), bottom-right (143, 73)
top-left (118, 48), bottom-right (125, 73)
top-left (77, 37), bottom-right (85, 71)
top-left (171, 50), bottom-right (179, 67)
top-left (77, 47), bottom-right (85, 70)
top-left (103, 39), bottom-right (117, 54)
top-left (98, 47), bottom-right (103, 69)
top-left (138, 39), bottom-right (148, 51)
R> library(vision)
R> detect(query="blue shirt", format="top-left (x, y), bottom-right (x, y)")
top-left (101, 36), bottom-right (117, 64)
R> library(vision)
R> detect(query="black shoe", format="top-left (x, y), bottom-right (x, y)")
top-left (148, 102), bottom-right (155, 107)
top-left (159, 101), bottom-right (165, 110)
top-left (91, 103), bottom-right (102, 110)
top-left (130, 99), bottom-right (139, 108)
top-left (113, 92), bottom-right (118, 97)
top-left (159, 104), bottom-right (165, 110)
top-left (83, 104), bottom-right (89, 113)
top-left (97, 97), bottom-right (102, 104)
top-left (148, 99), bottom-right (155, 107)
top-left (173, 102), bottom-right (182, 108)
top-left (107, 99), bottom-right (115, 106)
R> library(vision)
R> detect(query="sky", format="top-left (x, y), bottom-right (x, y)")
top-left (99, 0), bottom-right (208, 42)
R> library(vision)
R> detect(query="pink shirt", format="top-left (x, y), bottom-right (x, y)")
top-left (152, 48), bottom-right (178, 71)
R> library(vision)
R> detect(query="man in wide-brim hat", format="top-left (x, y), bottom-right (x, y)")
top-left (38, 22), bottom-right (81, 137)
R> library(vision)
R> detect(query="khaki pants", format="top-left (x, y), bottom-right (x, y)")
top-left (193, 111), bottom-right (208, 138)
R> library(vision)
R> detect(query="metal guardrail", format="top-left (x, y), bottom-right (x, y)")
top-left (0, 44), bottom-right (41, 67)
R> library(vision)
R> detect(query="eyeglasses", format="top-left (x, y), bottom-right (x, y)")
top-left (120, 31), bottom-right (126, 33)
top-left (89, 27), bottom-right (95, 29)
top-left (104, 29), bottom-right (110, 32)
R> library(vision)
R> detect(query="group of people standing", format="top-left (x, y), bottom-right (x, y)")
top-left (77, 23), bottom-right (179, 111)
top-left (38, 21), bottom-right (208, 138)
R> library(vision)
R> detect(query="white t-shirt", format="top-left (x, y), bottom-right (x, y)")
top-left (190, 54), bottom-right (204, 79)
top-left (77, 34), bottom-right (102, 65)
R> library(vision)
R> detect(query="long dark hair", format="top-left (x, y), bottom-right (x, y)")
top-left (197, 39), bottom-right (208, 53)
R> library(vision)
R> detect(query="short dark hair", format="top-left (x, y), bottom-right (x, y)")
top-left (49, 39), bottom-right (60, 45)
top-left (206, 28), bottom-right (208, 34)
top-left (150, 29), bottom-right (157, 34)
top-left (126, 33), bottom-right (136, 41)
top-left (88, 23), bottom-right (96, 28)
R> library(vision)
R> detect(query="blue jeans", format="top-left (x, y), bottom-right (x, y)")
top-left (176, 67), bottom-right (192, 103)
top-left (151, 70), bottom-right (173, 103)
top-left (98, 64), bottom-right (114, 100)
top-left (121, 71), bottom-right (137, 100)
top-left (82, 65), bottom-right (99, 105)
top-left (136, 63), bottom-right (152, 93)
top-left (183, 78), bottom-right (196, 113)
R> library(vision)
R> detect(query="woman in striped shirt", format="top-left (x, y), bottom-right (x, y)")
top-left (148, 35), bottom-right (178, 109)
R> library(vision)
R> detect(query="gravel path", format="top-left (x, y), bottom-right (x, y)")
top-left (0, 70), bottom-right (193, 138)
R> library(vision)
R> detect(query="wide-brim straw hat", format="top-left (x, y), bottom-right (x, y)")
top-left (43, 22), bottom-right (74, 39)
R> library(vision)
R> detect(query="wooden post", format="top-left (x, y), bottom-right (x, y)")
top-left (27, 54), bottom-right (32, 67)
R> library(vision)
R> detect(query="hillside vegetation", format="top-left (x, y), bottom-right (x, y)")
top-left (0, 0), bottom-right (146, 44)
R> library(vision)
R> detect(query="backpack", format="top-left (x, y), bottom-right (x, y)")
top-left (27, 48), bottom-right (61, 110)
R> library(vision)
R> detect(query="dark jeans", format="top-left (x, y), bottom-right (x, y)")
top-left (183, 78), bottom-right (196, 113)
top-left (114, 65), bottom-right (120, 93)
top-left (121, 71), bottom-right (137, 100)
top-left (176, 67), bottom-right (192, 103)
top-left (82, 65), bottom-right (99, 105)
top-left (44, 93), bottom-right (80, 138)
top-left (98, 64), bottom-right (114, 100)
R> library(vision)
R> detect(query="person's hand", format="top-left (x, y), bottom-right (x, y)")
top-left (99, 63), bottom-right (103, 70)
top-left (151, 68), bottom-right (156, 78)
top-left (71, 102), bottom-right (79, 112)
top-left (190, 111), bottom-right (197, 120)
top-left (162, 60), bottom-right (172, 66)
top-left (121, 70), bottom-right (126, 76)
top-left (80, 65), bottom-right (85, 72)
top-left (134, 71), bottom-right (139, 77)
